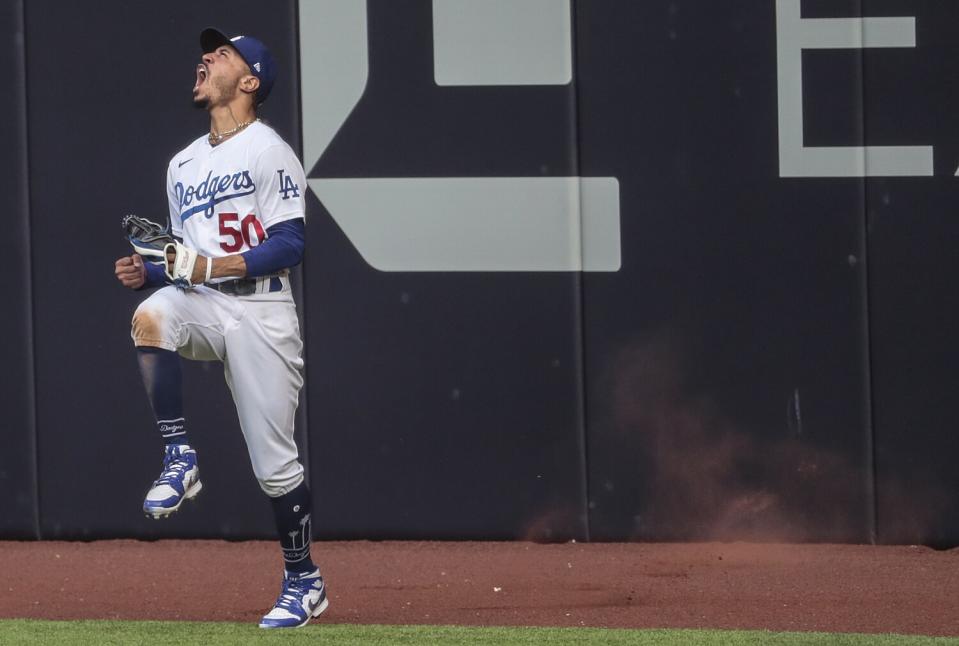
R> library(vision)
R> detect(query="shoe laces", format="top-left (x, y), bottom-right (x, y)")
top-left (274, 575), bottom-right (317, 613)
top-left (155, 448), bottom-right (193, 486)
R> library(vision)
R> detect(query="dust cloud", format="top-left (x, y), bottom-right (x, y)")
top-left (591, 332), bottom-right (945, 543)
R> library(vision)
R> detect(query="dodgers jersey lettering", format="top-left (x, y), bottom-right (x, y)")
top-left (166, 121), bottom-right (306, 260)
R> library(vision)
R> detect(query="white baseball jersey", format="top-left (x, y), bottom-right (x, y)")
top-left (166, 121), bottom-right (306, 261)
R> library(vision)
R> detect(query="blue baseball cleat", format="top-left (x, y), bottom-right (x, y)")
top-left (259, 568), bottom-right (329, 628)
top-left (142, 444), bottom-right (202, 519)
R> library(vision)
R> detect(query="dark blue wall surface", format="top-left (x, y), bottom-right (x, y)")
top-left (6, 0), bottom-right (957, 545)
top-left (302, 0), bottom-right (589, 540)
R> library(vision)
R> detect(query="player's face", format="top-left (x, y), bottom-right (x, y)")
top-left (193, 45), bottom-right (252, 109)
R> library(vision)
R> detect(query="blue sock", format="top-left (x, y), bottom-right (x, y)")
top-left (136, 347), bottom-right (190, 446)
top-left (270, 481), bottom-right (317, 575)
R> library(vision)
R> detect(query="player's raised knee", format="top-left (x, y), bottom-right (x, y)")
top-left (131, 303), bottom-right (168, 348)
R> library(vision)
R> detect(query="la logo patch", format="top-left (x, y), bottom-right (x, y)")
top-left (277, 169), bottom-right (300, 199)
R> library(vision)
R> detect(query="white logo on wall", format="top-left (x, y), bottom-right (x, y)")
top-left (298, 0), bottom-right (621, 271)
top-left (775, 0), bottom-right (933, 178)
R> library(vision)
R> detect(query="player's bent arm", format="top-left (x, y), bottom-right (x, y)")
top-left (238, 219), bottom-right (305, 277)
top-left (199, 221), bottom-right (304, 283)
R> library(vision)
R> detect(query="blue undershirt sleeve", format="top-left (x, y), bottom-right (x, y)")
top-left (140, 261), bottom-right (168, 290)
top-left (241, 219), bottom-right (305, 277)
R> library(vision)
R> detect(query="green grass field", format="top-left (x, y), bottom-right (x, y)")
top-left (1, 620), bottom-right (957, 646)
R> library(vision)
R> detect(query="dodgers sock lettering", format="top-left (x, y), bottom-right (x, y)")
top-left (136, 347), bottom-right (190, 446)
top-left (270, 481), bottom-right (316, 575)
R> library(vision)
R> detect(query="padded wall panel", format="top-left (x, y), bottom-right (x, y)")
top-left (578, 0), bottom-right (873, 541)
top-left (301, 0), bottom-right (590, 540)
top-left (26, 0), bottom-right (304, 538)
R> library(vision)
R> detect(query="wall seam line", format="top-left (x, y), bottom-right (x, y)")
top-left (17, 0), bottom-right (41, 540)
top-left (569, 0), bottom-right (592, 542)
top-left (857, 0), bottom-right (879, 545)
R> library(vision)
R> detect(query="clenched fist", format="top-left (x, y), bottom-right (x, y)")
top-left (115, 254), bottom-right (146, 289)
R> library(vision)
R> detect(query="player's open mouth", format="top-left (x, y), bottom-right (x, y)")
top-left (194, 64), bottom-right (208, 92)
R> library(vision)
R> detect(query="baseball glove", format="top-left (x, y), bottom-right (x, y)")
top-left (122, 214), bottom-right (174, 263)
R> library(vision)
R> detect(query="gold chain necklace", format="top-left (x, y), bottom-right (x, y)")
top-left (209, 118), bottom-right (258, 146)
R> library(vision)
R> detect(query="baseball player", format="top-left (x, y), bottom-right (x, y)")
top-left (113, 28), bottom-right (325, 629)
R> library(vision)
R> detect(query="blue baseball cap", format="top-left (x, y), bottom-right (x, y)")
top-left (200, 28), bottom-right (275, 105)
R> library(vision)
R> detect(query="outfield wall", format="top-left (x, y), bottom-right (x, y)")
top-left (3, 0), bottom-right (957, 545)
